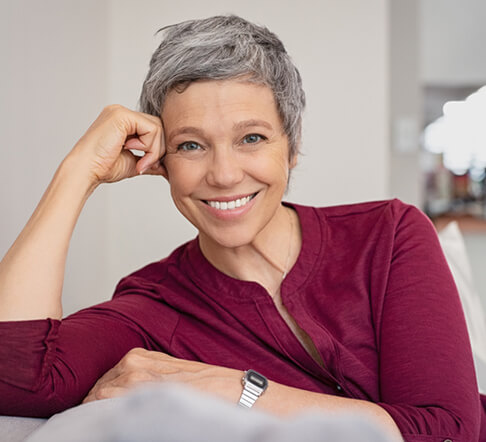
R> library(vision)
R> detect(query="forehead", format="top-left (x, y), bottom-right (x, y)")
top-left (161, 79), bottom-right (283, 132)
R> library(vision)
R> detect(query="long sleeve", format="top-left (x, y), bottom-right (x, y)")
top-left (0, 278), bottom-right (179, 418)
top-left (376, 204), bottom-right (482, 441)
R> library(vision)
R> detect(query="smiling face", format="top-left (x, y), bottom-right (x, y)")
top-left (161, 79), bottom-right (296, 250)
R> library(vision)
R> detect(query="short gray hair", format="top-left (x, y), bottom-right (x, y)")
top-left (139, 15), bottom-right (306, 158)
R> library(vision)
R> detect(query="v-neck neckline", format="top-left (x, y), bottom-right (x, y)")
top-left (182, 202), bottom-right (325, 304)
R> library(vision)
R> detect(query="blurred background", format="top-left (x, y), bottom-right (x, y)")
top-left (0, 0), bottom-right (485, 317)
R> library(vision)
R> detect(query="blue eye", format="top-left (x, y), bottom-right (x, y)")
top-left (243, 134), bottom-right (264, 144)
top-left (177, 141), bottom-right (201, 151)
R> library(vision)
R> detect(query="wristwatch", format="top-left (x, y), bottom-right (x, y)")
top-left (237, 369), bottom-right (268, 409)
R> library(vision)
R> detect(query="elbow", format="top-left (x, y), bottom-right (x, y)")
top-left (0, 375), bottom-right (86, 418)
top-left (0, 386), bottom-right (65, 418)
top-left (380, 402), bottom-right (481, 441)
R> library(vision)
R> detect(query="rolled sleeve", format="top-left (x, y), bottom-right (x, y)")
top-left (0, 319), bottom-right (60, 391)
top-left (0, 296), bottom-right (171, 417)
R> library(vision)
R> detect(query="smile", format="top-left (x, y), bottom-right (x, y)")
top-left (203, 193), bottom-right (258, 210)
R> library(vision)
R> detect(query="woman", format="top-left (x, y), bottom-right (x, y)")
top-left (0, 15), bottom-right (484, 441)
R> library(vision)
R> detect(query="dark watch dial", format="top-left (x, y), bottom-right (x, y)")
top-left (246, 369), bottom-right (268, 390)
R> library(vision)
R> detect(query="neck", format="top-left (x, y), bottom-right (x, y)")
top-left (198, 204), bottom-right (301, 295)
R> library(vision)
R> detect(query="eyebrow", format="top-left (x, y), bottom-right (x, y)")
top-left (167, 126), bottom-right (205, 141)
top-left (167, 119), bottom-right (274, 141)
top-left (232, 119), bottom-right (273, 131)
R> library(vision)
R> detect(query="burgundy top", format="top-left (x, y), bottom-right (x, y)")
top-left (0, 200), bottom-right (484, 441)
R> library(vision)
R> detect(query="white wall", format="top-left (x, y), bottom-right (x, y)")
top-left (420, 0), bottom-right (486, 86)
top-left (1, 0), bottom-right (391, 315)
top-left (0, 0), bottom-right (113, 314)
top-left (389, 0), bottom-right (423, 208)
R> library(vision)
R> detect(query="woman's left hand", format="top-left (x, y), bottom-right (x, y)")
top-left (82, 348), bottom-right (243, 404)
top-left (82, 348), bottom-right (403, 440)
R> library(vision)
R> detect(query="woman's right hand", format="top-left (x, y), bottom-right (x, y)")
top-left (70, 104), bottom-right (166, 186)
top-left (0, 105), bottom-right (166, 321)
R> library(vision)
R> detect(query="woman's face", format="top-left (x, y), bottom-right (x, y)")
top-left (161, 79), bottom-right (295, 249)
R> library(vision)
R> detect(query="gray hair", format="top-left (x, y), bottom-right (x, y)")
top-left (139, 15), bottom-right (306, 158)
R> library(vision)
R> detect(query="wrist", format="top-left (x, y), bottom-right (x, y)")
top-left (238, 369), bottom-right (268, 409)
top-left (60, 150), bottom-right (100, 198)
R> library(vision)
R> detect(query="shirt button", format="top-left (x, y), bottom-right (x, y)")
top-left (443, 439), bottom-right (453, 442)
top-left (335, 384), bottom-right (343, 392)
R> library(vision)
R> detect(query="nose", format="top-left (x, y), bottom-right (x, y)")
top-left (206, 147), bottom-right (244, 188)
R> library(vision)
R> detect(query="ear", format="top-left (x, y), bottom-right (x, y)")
top-left (289, 153), bottom-right (298, 169)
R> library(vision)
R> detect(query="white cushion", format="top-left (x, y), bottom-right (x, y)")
top-left (438, 221), bottom-right (486, 393)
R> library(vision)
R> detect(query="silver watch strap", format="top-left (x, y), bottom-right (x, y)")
top-left (238, 380), bottom-right (264, 408)
top-left (238, 370), bottom-right (268, 409)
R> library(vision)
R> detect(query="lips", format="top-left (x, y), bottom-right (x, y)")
top-left (202, 192), bottom-right (258, 211)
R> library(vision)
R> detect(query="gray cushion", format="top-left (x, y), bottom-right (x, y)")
top-left (0, 415), bottom-right (46, 442)
top-left (25, 383), bottom-right (394, 442)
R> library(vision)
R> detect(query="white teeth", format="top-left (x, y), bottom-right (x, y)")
top-left (207, 194), bottom-right (254, 210)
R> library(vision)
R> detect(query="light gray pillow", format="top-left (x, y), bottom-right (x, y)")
top-left (0, 415), bottom-right (45, 442)
top-left (437, 221), bottom-right (486, 393)
top-left (26, 383), bottom-right (395, 442)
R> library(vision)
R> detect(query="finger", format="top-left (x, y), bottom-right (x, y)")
top-left (104, 150), bottom-right (139, 182)
top-left (136, 141), bottom-right (164, 175)
top-left (82, 393), bottom-right (95, 404)
top-left (123, 134), bottom-right (157, 157)
top-left (135, 121), bottom-right (165, 175)
top-left (114, 111), bottom-right (162, 165)
top-left (123, 137), bottom-right (147, 151)
top-left (114, 369), bottom-right (160, 387)
top-left (84, 385), bottom-right (129, 403)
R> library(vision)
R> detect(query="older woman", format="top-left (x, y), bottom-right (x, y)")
top-left (0, 15), bottom-right (484, 442)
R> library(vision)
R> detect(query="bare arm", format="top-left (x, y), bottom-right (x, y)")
top-left (0, 105), bottom-right (165, 321)
top-left (83, 349), bottom-right (403, 441)
top-left (258, 377), bottom-right (403, 441)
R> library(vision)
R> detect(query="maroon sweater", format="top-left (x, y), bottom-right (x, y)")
top-left (0, 200), bottom-right (484, 441)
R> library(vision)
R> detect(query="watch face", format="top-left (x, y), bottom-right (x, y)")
top-left (246, 370), bottom-right (268, 390)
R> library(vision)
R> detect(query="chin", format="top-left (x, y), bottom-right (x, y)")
top-left (201, 227), bottom-right (257, 250)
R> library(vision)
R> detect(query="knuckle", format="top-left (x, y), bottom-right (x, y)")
top-left (104, 105), bottom-right (128, 126)
top-left (148, 118), bottom-right (163, 133)
top-left (127, 347), bottom-right (146, 357)
top-left (145, 113), bottom-right (162, 125)
top-left (122, 348), bottom-right (146, 366)
top-left (104, 104), bottom-right (124, 114)
top-left (95, 386), bottom-right (112, 400)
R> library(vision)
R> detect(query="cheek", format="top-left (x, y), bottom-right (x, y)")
top-left (165, 157), bottom-right (202, 198)
top-left (248, 152), bottom-right (290, 186)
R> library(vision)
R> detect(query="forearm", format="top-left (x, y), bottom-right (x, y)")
top-left (81, 348), bottom-right (404, 439)
top-left (209, 368), bottom-right (402, 440)
top-left (0, 152), bottom-right (97, 320)
top-left (254, 380), bottom-right (403, 441)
